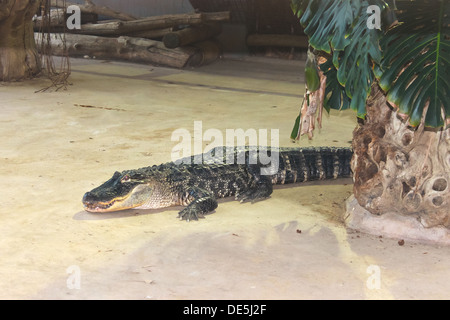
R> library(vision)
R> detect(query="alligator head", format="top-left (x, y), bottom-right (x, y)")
top-left (82, 170), bottom-right (164, 213)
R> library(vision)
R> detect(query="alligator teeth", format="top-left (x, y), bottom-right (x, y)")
top-left (85, 200), bottom-right (116, 211)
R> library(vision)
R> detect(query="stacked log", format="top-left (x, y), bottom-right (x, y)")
top-left (162, 23), bottom-right (222, 49)
top-left (35, 1), bottom-right (229, 68)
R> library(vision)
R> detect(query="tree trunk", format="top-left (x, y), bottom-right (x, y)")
top-left (0, 0), bottom-right (42, 81)
top-left (351, 83), bottom-right (450, 229)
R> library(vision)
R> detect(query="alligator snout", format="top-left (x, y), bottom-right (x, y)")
top-left (82, 191), bottom-right (115, 212)
top-left (82, 191), bottom-right (96, 211)
top-left (82, 191), bottom-right (91, 203)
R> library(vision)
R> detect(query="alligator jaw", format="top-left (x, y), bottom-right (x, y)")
top-left (82, 182), bottom-right (157, 213)
top-left (82, 193), bottom-right (140, 213)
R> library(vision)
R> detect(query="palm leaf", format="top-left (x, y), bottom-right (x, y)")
top-left (294, 0), bottom-right (384, 118)
top-left (332, 5), bottom-right (383, 117)
top-left (297, 0), bottom-right (361, 52)
top-left (376, 0), bottom-right (449, 127)
top-left (292, 0), bottom-right (448, 132)
top-left (320, 58), bottom-right (351, 112)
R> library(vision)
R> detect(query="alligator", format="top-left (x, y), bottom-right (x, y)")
top-left (82, 146), bottom-right (353, 221)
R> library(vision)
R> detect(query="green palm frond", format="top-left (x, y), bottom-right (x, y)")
top-left (292, 0), bottom-right (449, 129)
top-left (292, 0), bottom-right (385, 117)
top-left (376, 0), bottom-right (450, 127)
top-left (332, 4), bottom-right (383, 117)
top-left (299, 0), bottom-right (362, 52)
top-left (320, 58), bottom-right (351, 112)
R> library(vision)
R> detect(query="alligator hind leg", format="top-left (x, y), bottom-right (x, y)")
top-left (178, 187), bottom-right (218, 221)
top-left (236, 176), bottom-right (273, 203)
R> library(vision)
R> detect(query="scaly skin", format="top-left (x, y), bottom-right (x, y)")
top-left (82, 146), bottom-right (353, 221)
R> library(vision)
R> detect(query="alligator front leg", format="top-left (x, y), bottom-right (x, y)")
top-left (178, 187), bottom-right (218, 221)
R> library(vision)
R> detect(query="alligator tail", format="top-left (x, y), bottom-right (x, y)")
top-left (272, 147), bottom-right (353, 185)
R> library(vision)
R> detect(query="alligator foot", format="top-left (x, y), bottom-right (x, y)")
top-left (236, 178), bottom-right (273, 203)
top-left (178, 198), bottom-right (218, 221)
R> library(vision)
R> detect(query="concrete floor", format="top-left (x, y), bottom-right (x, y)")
top-left (0, 56), bottom-right (449, 300)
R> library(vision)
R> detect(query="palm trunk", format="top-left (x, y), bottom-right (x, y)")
top-left (351, 83), bottom-right (450, 228)
top-left (0, 0), bottom-right (42, 81)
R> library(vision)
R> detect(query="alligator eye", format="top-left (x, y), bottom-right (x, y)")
top-left (121, 175), bottom-right (131, 183)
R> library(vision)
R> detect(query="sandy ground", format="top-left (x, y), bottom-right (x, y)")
top-left (0, 56), bottom-right (449, 300)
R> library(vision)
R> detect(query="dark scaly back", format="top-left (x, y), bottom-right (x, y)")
top-left (154, 160), bottom-right (252, 200)
top-left (271, 147), bottom-right (353, 184)
top-left (167, 146), bottom-right (353, 194)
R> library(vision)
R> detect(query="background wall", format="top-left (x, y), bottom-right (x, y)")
top-left (71, 0), bottom-right (195, 18)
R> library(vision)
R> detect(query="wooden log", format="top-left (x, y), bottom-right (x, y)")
top-left (33, 8), bottom-right (97, 30)
top-left (88, 21), bottom-right (173, 39)
top-left (246, 34), bottom-right (309, 48)
top-left (50, 0), bottom-right (137, 21)
top-left (128, 28), bottom-right (173, 40)
top-left (201, 12), bottom-right (231, 22)
top-left (34, 9), bottom-right (65, 29)
top-left (189, 40), bottom-right (222, 66)
top-left (69, 12), bottom-right (229, 36)
top-left (35, 32), bottom-right (202, 68)
top-left (163, 24), bottom-right (222, 48)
